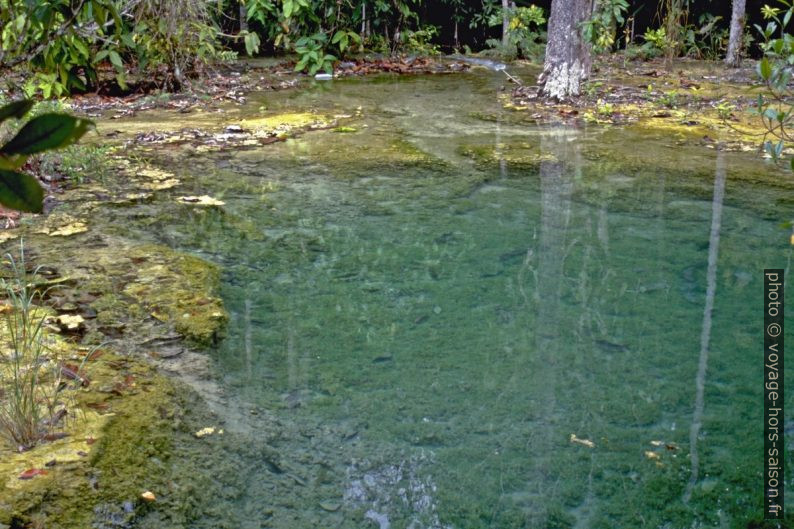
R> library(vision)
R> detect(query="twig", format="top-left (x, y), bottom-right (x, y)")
top-left (502, 69), bottom-right (523, 86)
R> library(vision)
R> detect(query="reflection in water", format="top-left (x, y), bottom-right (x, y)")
top-left (526, 128), bottom-right (576, 523)
top-left (684, 146), bottom-right (726, 503)
top-left (127, 72), bottom-right (794, 528)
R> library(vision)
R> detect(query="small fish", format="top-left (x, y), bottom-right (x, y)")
top-left (372, 354), bottom-right (393, 363)
top-left (595, 339), bottom-right (629, 353)
top-left (413, 314), bottom-right (429, 325)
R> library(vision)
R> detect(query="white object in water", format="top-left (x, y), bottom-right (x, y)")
top-left (315, 73), bottom-right (333, 80)
top-left (365, 510), bottom-right (390, 529)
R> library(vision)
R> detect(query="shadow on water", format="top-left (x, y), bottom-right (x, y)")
top-left (120, 71), bottom-right (794, 528)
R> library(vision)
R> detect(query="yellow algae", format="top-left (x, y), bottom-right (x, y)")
top-left (240, 111), bottom-right (331, 134)
top-left (137, 168), bottom-right (175, 180)
top-left (141, 178), bottom-right (180, 191)
top-left (0, 410), bottom-right (110, 491)
top-left (34, 213), bottom-right (89, 237)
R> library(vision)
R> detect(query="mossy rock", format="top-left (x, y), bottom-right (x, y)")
top-left (121, 245), bottom-right (228, 348)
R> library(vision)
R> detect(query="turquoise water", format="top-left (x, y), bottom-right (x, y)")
top-left (132, 71), bottom-right (793, 528)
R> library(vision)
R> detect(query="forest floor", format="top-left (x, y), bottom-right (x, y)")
top-left (508, 55), bottom-right (772, 155)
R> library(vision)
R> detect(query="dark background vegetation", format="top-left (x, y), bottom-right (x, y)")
top-left (421, 0), bottom-right (767, 52)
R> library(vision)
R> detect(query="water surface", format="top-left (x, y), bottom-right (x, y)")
top-left (124, 70), bottom-right (793, 528)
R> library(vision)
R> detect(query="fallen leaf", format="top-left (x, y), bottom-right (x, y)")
top-left (194, 426), bottom-right (217, 438)
top-left (18, 468), bottom-right (47, 480)
top-left (570, 434), bottom-right (595, 448)
top-left (43, 432), bottom-right (69, 441)
top-left (60, 363), bottom-right (90, 386)
top-left (56, 314), bottom-right (85, 332)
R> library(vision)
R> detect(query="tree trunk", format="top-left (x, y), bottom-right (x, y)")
top-left (501, 0), bottom-right (510, 47)
top-left (725, 0), bottom-right (746, 67)
top-left (538, 0), bottom-right (592, 99)
top-left (239, 1), bottom-right (248, 32)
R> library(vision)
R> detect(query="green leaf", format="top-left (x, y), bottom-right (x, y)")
top-left (0, 114), bottom-right (94, 156)
top-left (294, 57), bottom-right (309, 72)
top-left (0, 170), bottom-right (44, 213)
top-left (94, 49), bottom-right (109, 63)
top-left (108, 50), bottom-right (123, 69)
top-left (760, 57), bottom-right (772, 80)
top-left (0, 100), bottom-right (34, 126)
top-left (244, 32), bottom-right (261, 56)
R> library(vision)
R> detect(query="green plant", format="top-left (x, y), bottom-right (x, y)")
top-left (683, 13), bottom-right (727, 60)
top-left (0, 243), bottom-right (58, 448)
top-left (483, 4), bottom-right (546, 60)
top-left (40, 144), bottom-right (114, 186)
top-left (643, 27), bottom-right (669, 50)
top-left (715, 101), bottom-right (736, 120)
top-left (659, 90), bottom-right (679, 108)
top-left (331, 29), bottom-right (362, 55)
top-left (585, 81), bottom-right (604, 98)
top-left (0, 100), bottom-right (93, 213)
top-left (125, 0), bottom-right (236, 90)
top-left (661, 0), bottom-right (693, 68)
top-left (402, 25), bottom-right (441, 55)
top-left (582, 0), bottom-right (630, 53)
top-left (754, 0), bottom-right (794, 166)
top-left (294, 32), bottom-right (336, 75)
top-left (0, 0), bottom-right (125, 96)
top-left (595, 99), bottom-right (615, 117)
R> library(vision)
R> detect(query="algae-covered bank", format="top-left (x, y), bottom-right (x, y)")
top-left (1, 68), bottom-right (793, 528)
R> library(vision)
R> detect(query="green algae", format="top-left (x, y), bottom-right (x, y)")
top-left (122, 246), bottom-right (227, 347)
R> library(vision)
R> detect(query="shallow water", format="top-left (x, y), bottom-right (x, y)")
top-left (125, 70), bottom-right (792, 528)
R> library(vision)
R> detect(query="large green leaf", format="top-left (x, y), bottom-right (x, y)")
top-left (0, 114), bottom-right (94, 156)
top-left (0, 170), bottom-right (44, 213)
top-left (0, 100), bottom-right (34, 126)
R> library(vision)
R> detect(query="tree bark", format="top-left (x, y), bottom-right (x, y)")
top-left (502, 0), bottom-right (510, 47)
top-left (538, 0), bottom-right (592, 99)
top-left (239, 1), bottom-right (248, 32)
top-left (725, 0), bottom-right (746, 67)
